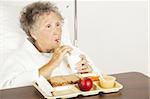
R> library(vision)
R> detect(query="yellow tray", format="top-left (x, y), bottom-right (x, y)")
top-left (32, 74), bottom-right (123, 99)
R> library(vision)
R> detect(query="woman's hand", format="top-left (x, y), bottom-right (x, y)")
top-left (76, 54), bottom-right (93, 74)
top-left (39, 45), bottom-right (72, 78)
top-left (50, 45), bottom-right (73, 67)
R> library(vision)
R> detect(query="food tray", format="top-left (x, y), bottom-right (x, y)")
top-left (32, 73), bottom-right (123, 99)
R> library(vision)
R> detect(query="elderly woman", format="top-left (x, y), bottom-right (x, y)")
top-left (0, 1), bottom-right (101, 89)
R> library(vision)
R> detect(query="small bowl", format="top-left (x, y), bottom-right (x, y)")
top-left (99, 75), bottom-right (116, 89)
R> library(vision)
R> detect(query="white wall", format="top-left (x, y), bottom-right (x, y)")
top-left (77, 1), bottom-right (149, 76)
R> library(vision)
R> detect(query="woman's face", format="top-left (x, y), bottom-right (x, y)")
top-left (31, 12), bottom-right (62, 52)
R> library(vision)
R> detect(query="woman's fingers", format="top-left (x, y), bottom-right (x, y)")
top-left (55, 45), bottom-right (72, 53)
top-left (54, 45), bottom-right (72, 55)
top-left (51, 45), bottom-right (72, 65)
top-left (60, 47), bottom-right (72, 56)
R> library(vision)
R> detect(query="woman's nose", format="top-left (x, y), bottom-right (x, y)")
top-left (53, 28), bottom-right (61, 35)
top-left (53, 30), bottom-right (61, 36)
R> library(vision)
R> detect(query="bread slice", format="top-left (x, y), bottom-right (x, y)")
top-left (63, 75), bottom-right (79, 84)
top-left (48, 75), bottom-right (80, 87)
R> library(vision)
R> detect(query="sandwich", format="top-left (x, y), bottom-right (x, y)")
top-left (48, 74), bottom-right (80, 87)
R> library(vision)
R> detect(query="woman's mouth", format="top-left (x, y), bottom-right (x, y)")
top-left (54, 39), bottom-right (60, 43)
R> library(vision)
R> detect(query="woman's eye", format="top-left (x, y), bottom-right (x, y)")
top-left (47, 24), bottom-right (51, 28)
top-left (56, 23), bottom-right (62, 27)
top-left (56, 24), bottom-right (60, 27)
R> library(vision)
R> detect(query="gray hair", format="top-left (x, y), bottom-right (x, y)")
top-left (20, 1), bottom-right (63, 38)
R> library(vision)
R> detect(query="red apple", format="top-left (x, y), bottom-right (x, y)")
top-left (78, 77), bottom-right (93, 91)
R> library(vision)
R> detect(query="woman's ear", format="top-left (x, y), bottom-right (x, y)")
top-left (30, 32), bottom-right (37, 40)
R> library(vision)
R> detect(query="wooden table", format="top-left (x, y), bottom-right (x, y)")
top-left (0, 72), bottom-right (149, 99)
